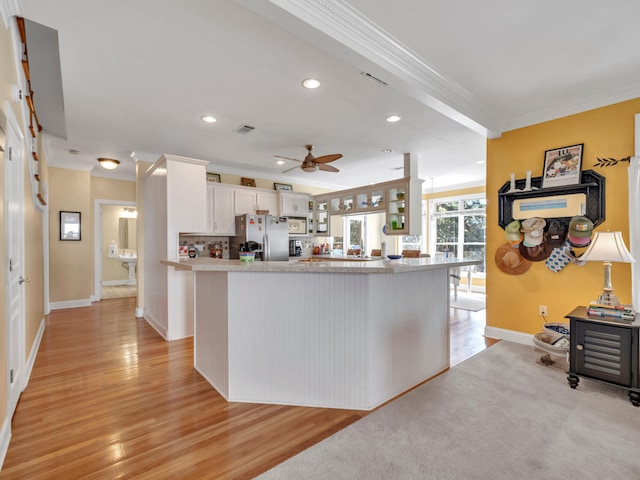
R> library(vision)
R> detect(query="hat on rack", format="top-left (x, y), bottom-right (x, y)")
top-left (520, 217), bottom-right (546, 247)
top-left (546, 220), bottom-right (567, 248)
top-left (495, 243), bottom-right (532, 275)
top-left (504, 220), bottom-right (523, 245)
top-left (568, 216), bottom-right (594, 247)
top-left (519, 240), bottom-right (553, 262)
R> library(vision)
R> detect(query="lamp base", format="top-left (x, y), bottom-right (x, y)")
top-left (595, 291), bottom-right (621, 307)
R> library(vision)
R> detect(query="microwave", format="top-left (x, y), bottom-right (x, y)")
top-left (288, 217), bottom-right (307, 235)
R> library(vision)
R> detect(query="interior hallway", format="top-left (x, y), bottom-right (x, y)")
top-left (1, 297), bottom-right (495, 479)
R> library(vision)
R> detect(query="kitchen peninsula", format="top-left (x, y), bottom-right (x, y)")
top-left (163, 256), bottom-right (480, 410)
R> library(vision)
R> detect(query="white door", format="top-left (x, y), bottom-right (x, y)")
top-left (4, 107), bottom-right (26, 417)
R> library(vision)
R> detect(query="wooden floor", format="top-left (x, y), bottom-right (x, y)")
top-left (1, 296), bottom-right (497, 479)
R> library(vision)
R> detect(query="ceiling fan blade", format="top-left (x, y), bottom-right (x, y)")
top-left (282, 165), bottom-right (301, 173)
top-left (313, 153), bottom-right (342, 164)
top-left (318, 163), bottom-right (339, 172)
top-left (274, 155), bottom-right (302, 163)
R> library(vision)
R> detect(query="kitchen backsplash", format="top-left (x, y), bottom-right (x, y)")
top-left (179, 235), bottom-right (230, 259)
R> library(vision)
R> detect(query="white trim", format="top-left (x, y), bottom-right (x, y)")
top-left (143, 313), bottom-right (168, 340)
top-left (102, 279), bottom-right (135, 287)
top-left (135, 307), bottom-right (144, 318)
top-left (484, 326), bottom-right (533, 346)
top-left (23, 317), bottom-right (45, 389)
top-left (0, 0), bottom-right (21, 28)
top-left (49, 298), bottom-right (92, 310)
top-left (0, 415), bottom-right (10, 472)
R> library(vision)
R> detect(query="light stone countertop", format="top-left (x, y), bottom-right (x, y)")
top-left (161, 256), bottom-right (481, 274)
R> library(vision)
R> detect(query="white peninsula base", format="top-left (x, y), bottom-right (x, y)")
top-left (194, 267), bottom-right (450, 410)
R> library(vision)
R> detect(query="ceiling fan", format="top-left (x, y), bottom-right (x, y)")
top-left (275, 144), bottom-right (342, 173)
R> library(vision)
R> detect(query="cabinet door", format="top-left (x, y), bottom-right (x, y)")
top-left (212, 186), bottom-right (235, 235)
top-left (574, 320), bottom-right (632, 386)
top-left (234, 189), bottom-right (255, 215)
top-left (386, 183), bottom-right (408, 234)
top-left (256, 191), bottom-right (278, 215)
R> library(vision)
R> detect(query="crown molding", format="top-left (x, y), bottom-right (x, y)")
top-left (0, 0), bottom-right (22, 28)
top-left (505, 80), bottom-right (640, 133)
top-left (269, 0), bottom-right (505, 138)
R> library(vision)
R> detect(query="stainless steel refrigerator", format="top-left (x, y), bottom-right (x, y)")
top-left (231, 214), bottom-right (289, 261)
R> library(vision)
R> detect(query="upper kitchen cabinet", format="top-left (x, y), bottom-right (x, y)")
top-left (386, 178), bottom-right (423, 235)
top-left (279, 191), bottom-right (311, 217)
top-left (355, 187), bottom-right (385, 212)
top-left (310, 196), bottom-right (330, 235)
top-left (209, 184), bottom-right (235, 235)
top-left (234, 187), bottom-right (278, 215)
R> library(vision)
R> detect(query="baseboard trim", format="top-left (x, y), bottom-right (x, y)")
top-left (135, 307), bottom-right (144, 318)
top-left (24, 317), bottom-right (45, 390)
top-left (144, 313), bottom-right (168, 340)
top-left (50, 298), bottom-right (93, 310)
top-left (0, 416), bottom-right (11, 472)
top-left (102, 280), bottom-right (136, 286)
top-left (484, 326), bottom-right (533, 346)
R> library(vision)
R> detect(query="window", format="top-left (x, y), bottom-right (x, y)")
top-left (430, 195), bottom-right (486, 272)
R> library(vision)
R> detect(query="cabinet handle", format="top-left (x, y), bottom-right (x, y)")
top-left (576, 344), bottom-right (584, 351)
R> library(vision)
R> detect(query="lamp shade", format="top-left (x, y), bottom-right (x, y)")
top-left (98, 157), bottom-right (120, 170)
top-left (580, 231), bottom-right (635, 263)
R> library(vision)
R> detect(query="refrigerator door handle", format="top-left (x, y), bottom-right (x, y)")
top-left (264, 234), bottom-right (269, 260)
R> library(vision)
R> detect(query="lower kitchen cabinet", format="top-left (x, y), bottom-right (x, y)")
top-left (565, 306), bottom-right (640, 406)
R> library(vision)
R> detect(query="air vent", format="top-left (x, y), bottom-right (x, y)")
top-left (234, 125), bottom-right (256, 135)
top-left (361, 72), bottom-right (388, 86)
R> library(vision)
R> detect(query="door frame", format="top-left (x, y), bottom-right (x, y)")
top-left (93, 199), bottom-right (136, 302)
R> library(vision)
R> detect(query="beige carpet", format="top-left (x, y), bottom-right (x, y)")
top-left (450, 291), bottom-right (486, 311)
top-left (256, 341), bottom-right (640, 479)
top-left (101, 284), bottom-right (136, 299)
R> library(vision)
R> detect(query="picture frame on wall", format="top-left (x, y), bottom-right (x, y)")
top-left (60, 211), bottom-right (81, 241)
top-left (542, 143), bottom-right (583, 189)
top-left (241, 177), bottom-right (256, 187)
top-left (274, 182), bottom-right (293, 191)
top-left (206, 172), bottom-right (221, 183)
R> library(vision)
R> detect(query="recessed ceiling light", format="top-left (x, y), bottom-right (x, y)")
top-left (201, 115), bottom-right (217, 123)
top-left (382, 148), bottom-right (393, 153)
top-left (302, 78), bottom-right (321, 89)
top-left (276, 160), bottom-right (285, 165)
top-left (386, 115), bottom-right (401, 123)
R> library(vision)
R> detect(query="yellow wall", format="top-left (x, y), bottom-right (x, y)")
top-left (487, 99), bottom-right (639, 334)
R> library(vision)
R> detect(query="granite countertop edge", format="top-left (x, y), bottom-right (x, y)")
top-left (161, 257), bottom-right (481, 274)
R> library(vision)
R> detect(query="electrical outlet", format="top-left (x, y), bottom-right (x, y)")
top-left (539, 305), bottom-right (548, 316)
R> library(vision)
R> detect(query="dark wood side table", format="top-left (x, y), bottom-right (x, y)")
top-left (565, 306), bottom-right (640, 406)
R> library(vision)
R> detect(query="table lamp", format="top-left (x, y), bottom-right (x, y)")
top-left (580, 231), bottom-right (635, 307)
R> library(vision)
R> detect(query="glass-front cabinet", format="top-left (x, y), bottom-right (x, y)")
top-left (355, 187), bottom-right (385, 212)
top-left (330, 194), bottom-right (354, 214)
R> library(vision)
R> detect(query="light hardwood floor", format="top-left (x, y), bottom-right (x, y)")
top-left (1, 296), bottom-right (496, 479)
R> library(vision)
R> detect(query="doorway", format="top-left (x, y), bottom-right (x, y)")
top-left (93, 199), bottom-right (136, 301)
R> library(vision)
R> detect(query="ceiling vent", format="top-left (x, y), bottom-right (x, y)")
top-left (234, 125), bottom-right (256, 135)
top-left (361, 72), bottom-right (388, 86)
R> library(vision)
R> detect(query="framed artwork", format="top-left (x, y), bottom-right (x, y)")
top-left (274, 182), bottom-right (293, 191)
top-left (241, 177), bottom-right (256, 187)
top-left (206, 172), bottom-right (221, 183)
top-left (60, 211), bottom-right (81, 241)
top-left (542, 143), bottom-right (583, 189)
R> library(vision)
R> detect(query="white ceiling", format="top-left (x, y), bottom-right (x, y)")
top-left (18, 0), bottom-right (640, 192)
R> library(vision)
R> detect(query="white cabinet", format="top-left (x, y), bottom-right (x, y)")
top-left (209, 184), bottom-right (235, 235)
top-left (385, 178), bottom-right (423, 236)
top-left (235, 188), bottom-right (278, 215)
top-left (280, 192), bottom-right (311, 217)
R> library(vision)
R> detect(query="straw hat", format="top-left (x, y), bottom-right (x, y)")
top-left (495, 243), bottom-right (532, 275)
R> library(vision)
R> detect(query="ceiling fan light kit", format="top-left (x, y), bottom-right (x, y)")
top-left (98, 157), bottom-right (120, 170)
top-left (275, 144), bottom-right (342, 174)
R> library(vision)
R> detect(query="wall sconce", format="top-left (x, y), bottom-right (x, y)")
top-left (98, 157), bottom-right (120, 170)
top-left (580, 231), bottom-right (635, 307)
